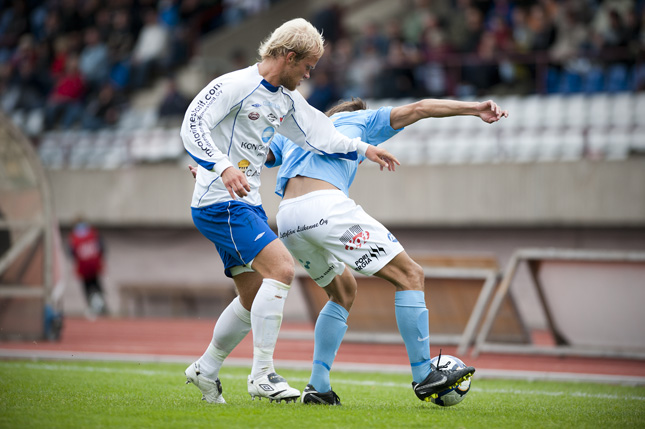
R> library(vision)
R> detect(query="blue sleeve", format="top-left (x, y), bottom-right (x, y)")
top-left (266, 135), bottom-right (285, 168)
top-left (365, 106), bottom-right (402, 145)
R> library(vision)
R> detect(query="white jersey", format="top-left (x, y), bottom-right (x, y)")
top-left (180, 64), bottom-right (370, 208)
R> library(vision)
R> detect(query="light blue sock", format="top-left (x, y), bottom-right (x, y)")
top-left (395, 290), bottom-right (431, 384)
top-left (309, 301), bottom-right (348, 393)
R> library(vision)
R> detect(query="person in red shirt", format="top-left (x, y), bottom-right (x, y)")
top-left (44, 54), bottom-right (85, 130)
top-left (68, 218), bottom-right (106, 315)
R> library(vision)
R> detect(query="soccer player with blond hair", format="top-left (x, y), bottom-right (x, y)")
top-left (181, 18), bottom-right (399, 404)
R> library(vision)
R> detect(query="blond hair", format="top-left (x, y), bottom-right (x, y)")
top-left (258, 18), bottom-right (325, 61)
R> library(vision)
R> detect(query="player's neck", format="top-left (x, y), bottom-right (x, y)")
top-left (257, 58), bottom-right (283, 88)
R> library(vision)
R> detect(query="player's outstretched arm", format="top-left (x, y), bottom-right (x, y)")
top-left (390, 99), bottom-right (509, 129)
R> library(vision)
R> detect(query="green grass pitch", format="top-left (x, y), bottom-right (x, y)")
top-left (1, 360), bottom-right (643, 428)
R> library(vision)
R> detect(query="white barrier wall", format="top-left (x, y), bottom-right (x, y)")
top-left (48, 159), bottom-right (645, 227)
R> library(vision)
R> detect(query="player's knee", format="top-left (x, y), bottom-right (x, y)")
top-left (270, 262), bottom-right (295, 285)
top-left (400, 260), bottom-right (425, 292)
top-left (331, 287), bottom-right (355, 311)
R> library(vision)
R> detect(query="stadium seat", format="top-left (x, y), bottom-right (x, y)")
top-left (103, 130), bottom-right (131, 169)
top-left (587, 94), bottom-right (611, 129)
top-left (519, 95), bottom-right (545, 130)
top-left (630, 126), bottom-right (645, 154)
top-left (610, 93), bottom-right (635, 128)
top-left (559, 128), bottom-right (585, 161)
top-left (605, 64), bottom-right (630, 93)
top-left (535, 129), bottom-right (564, 162)
top-left (469, 131), bottom-right (499, 164)
top-left (38, 131), bottom-right (67, 169)
top-left (583, 66), bottom-right (605, 94)
top-left (497, 96), bottom-right (522, 130)
top-left (562, 94), bottom-right (588, 129)
top-left (542, 95), bottom-right (566, 129)
top-left (634, 94), bottom-right (645, 126)
top-left (67, 131), bottom-right (95, 169)
top-left (605, 128), bottom-right (631, 161)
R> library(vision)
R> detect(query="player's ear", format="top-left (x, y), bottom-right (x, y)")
top-left (286, 51), bottom-right (296, 64)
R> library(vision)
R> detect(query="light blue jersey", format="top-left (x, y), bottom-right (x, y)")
top-left (268, 107), bottom-right (402, 197)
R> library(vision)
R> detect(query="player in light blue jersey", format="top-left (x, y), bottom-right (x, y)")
top-left (267, 97), bottom-right (508, 405)
top-left (181, 18), bottom-right (399, 405)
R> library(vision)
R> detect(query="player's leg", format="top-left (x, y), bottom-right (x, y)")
top-left (184, 270), bottom-right (260, 404)
top-left (302, 267), bottom-right (356, 405)
top-left (276, 191), bottom-right (352, 404)
top-left (243, 238), bottom-right (301, 402)
top-left (246, 239), bottom-right (294, 375)
top-left (374, 252), bottom-right (430, 382)
top-left (375, 253), bottom-right (475, 401)
top-left (186, 201), bottom-right (293, 403)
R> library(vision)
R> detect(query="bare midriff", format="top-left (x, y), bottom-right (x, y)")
top-left (282, 176), bottom-right (340, 200)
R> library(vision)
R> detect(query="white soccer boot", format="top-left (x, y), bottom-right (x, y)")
top-left (185, 361), bottom-right (226, 404)
top-left (247, 372), bottom-right (300, 403)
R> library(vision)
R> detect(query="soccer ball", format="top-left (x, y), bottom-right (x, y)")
top-left (428, 355), bottom-right (471, 407)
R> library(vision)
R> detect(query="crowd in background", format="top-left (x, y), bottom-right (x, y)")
top-left (0, 0), bottom-right (275, 132)
top-left (0, 0), bottom-right (644, 132)
top-left (305, 0), bottom-right (645, 111)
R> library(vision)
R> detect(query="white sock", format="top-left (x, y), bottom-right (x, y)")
top-left (250, 278), bottom-right (291, 379)
top-left (198, 296), bottom-right (251, 379)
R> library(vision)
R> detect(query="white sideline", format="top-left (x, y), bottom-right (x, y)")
top-left (1, 348), bottom-right (644, 386)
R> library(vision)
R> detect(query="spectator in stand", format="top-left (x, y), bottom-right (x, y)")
top-left (129, 8), bottom-right (169, 89)
top-left (50, 35), bottom-right (71, 81)
top-left (44, 54), bottom-right (85, 130)
top-left (416, 15), bottom-right (453, 97)
top-left (3, 58), bottom-right (50, 115)
top-left (68, 218), bottom-right (107, 316)
top-left (459, 5), bottom-right (486, 53)
top-left (79, 27), bottom-right (110, 92)
top-left (344, 39), bottom-right (385, 99)
top-left (107, 9), bottom-right (136, 90)
top-left (527, 3), bottom-right (557, 53)
top-left (306, 70), bottom-right (337, 112)
top-left (312, 3), bottom-right (344, 44)
top-left (157, 77), bottom-right (189, 125)
top-left (0, 0), bottom-right (30, 63)
top-left (93, 7), bottom-right (114, 43)
top-left (462, 30), bottom-right (502, 95)
top-left (55, 0), bottom-right (83, 34)
top-left (355, 21), bottom-right (389, 57)
top-left (379, 39), bottom-right (419, 98)
top-left (82, 83), bottom-right (124, 130)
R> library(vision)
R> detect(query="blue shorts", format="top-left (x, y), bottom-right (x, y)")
top-left (192, 201), bottom-right (278, 277)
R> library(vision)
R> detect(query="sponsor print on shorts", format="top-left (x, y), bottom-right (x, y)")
top-left (279, 219), bottom-right (328, 239)
top-left (353, 246), bottom-right (387, 271)
top-left (340, 225), bottom-right (370, 250)
top-left (298, 259), bottom-right (311, 269)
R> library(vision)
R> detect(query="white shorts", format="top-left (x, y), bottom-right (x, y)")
top-left (276, 190), bottom-right (404, 287)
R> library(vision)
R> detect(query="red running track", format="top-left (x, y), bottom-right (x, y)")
top-left (1, 317), bottom-right (644, 381)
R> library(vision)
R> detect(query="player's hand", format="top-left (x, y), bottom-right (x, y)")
top-left (476, 100), bottom-right (509, 124)
top-left (188, 164), bottom-right (197, 179)
top-left (221, 166), bottom-right (251, 199)
top-left (365, 146), bottom-right (400, 172)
